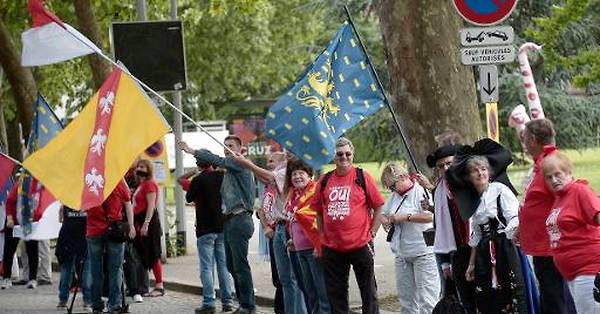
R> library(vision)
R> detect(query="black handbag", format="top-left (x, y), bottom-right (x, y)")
top-left (433, 278), bottom-right (467, 314)
top-left (423, 227), bottom-right (436, 246)
top-left (386, 195), bottom-right (407, 242)
top-left (102, 203), bottom-right (130, 243)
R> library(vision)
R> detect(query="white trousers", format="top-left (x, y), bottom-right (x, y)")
top-left (568, 275), bottom-right (600, 314)
top-left (395, 253), bottom-right (440, 314)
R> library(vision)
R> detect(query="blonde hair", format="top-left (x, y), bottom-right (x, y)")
top-left (136, 159), bottom-right (154, 178)
top-left (381, 162), bottom-right (409, 188)
top-left (541, 152), bottom-right (573, 176)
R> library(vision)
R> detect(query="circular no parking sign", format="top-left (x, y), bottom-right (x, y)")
top-left (453, 0), bottom-right (518, 26)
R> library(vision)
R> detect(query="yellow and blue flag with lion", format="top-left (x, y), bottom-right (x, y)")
top-left (265, 21), bottom-right (385, 169)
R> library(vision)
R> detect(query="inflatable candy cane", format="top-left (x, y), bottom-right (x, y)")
top-left (508, 104), bottom-right (531, 153)
top-left (518, 43), bottom-right (545, 119)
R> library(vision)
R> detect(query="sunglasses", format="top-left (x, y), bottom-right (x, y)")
top-left (336, 151), bottom-right (352, 158)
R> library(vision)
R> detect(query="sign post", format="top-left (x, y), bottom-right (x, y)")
top-left (454, 0), bottom-right (519, 143)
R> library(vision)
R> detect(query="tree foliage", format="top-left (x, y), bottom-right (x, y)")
top-left (526, 0), bottom-right (600, 89)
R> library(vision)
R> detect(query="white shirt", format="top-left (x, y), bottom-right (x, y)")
top-left (383, 182), bottom-right (434, 258)
top-left (468, 182), bottom-right (520, 247)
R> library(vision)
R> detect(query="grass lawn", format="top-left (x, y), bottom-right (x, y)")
top-left (165, 148), bottom-right (600, 205)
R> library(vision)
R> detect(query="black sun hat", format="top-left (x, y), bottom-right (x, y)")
top-left (426, 145), bottom-right (461, 168)
top-left (446, 138), bottom-right (518, 220)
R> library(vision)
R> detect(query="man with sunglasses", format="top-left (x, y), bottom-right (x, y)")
top-left (310, 137), bottom-right (385, 314)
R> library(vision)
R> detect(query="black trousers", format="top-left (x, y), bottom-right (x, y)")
top-left (451, 246), bottom-right (477, 314)
top-left (322, 245), bottom-right (378, 314)
top-left (2, 227), bottom-right (38, 280)
top-left (123, 242), bottom-right (149, 296)
top-left (268, 237), bottom-right (284, 314)
top-left (533, 256), bottom-right (577, 314)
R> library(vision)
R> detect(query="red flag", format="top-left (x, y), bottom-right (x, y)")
top-left (292, 181), bottom-right (322, 252)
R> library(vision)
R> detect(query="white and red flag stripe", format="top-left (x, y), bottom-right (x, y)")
top-left (21, 0), bottom-right (101, 67)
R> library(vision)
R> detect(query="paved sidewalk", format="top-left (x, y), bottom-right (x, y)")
top-left (159, 207), bottom-right (401, 313)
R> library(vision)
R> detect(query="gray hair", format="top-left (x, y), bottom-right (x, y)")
top-left (465, 155), bottom-right (493, 178)
top-left (335, 137), bottom-right (354, 152)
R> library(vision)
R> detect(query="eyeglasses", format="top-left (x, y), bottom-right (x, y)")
top-left (335, 151), bottom-right (352, 158)
top-left (436, 161), bottom-right (453, 170)
top-left (388, 181), bottom-right (398, 192)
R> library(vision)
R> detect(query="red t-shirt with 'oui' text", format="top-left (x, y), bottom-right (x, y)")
top-left (310, 167), bottom-right (384, 252)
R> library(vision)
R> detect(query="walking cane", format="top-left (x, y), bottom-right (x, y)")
top-left (67, 254), bottom-right (89, 314)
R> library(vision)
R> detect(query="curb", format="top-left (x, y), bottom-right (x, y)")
top-left (154, 279), bottom-right (275, 308)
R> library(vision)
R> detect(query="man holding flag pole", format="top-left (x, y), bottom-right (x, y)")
top-left (262, 6), bottom-right (420, 313)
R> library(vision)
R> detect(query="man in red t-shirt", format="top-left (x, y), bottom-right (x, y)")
top-left (517, 118), bottom-right (574, 313)
top-left (310, 137), bottom-right (384, 314)
top-left (86, 179), bottom-right (135, 314)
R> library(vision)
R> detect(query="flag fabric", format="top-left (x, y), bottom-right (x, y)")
top-left (0, 153), bottom-right (17, 232)
top-left (265, 21), bottom-right (385, 169)
top-left (486, 102), bottom-right (499, 142)
top-left (23, 67), bottom-right (170, 210)
top-left (16, 95), bottom-right (63, 236)
top-left (21, 0), bottom-right (101, 67)
top-left (292, 182), bottom-right (322, 253)
top-left (0, 153), bottom-right (17, 204)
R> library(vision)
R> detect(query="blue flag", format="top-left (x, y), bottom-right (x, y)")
top-left (265, 21), bottom-right (385, 169)
top-left (17, 94), bottom-right (63, 235)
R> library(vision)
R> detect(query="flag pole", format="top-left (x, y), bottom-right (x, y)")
top-left (1, 152), bottom-right (23, 167)
top-left (343, 6), bottom-right (420, 173)
top-left (59, 28), bottom-right (235, 155)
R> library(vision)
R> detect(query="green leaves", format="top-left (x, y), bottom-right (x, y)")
top-left (526, 0), bottom-right (600, 88)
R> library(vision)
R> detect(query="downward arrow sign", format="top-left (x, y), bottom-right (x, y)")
top-left (482, 72), bottom-right (496, 96)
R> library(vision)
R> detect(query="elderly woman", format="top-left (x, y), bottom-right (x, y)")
top-left (285, 159), bottom-right (330, 314)
top-left (458, 155), bottom-right (528, 313)
top-left (381, 162), bottom-right (439, 314)
top-left (542, 152), bottom-right (600, 313)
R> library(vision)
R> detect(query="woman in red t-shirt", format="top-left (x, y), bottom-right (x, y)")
top-left (132, 159), bottom-right (164, 297)
top-left (542, 152), bottom-right (600, 313)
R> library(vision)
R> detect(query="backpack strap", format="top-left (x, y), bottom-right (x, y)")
top-left (320, 170), bottom-right (334, 194)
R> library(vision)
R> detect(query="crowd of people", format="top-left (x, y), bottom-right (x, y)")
top-left (2, 117), bottom-right (600, 314)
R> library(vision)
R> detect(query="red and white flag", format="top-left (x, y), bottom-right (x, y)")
top-left (21, 0), bottom-right (101, 67)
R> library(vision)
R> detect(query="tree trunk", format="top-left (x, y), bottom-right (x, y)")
top-left (0, 69), bottom-right (8, 152)
top-left (375, 1), bottom-right (482, 173)
top-left (0, 17), bottom-right (36, 146)
top-left (74, 0), bottom-right (110, 88)
top-left (6, 115), bottom-right (22, 161)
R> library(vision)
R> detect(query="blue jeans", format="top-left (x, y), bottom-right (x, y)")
top-left (59, 254), bottom-right (91, 304)
top-left (223, 213), bottom-right (255, 311)
top-left (297, 249), bottom-right (331, 314)
top-left (87, 235), bottom-right (124, 312)
top-left (197, 233), bottom-right (233, 307)
top-left (273, 223), bottom-right (307, 314)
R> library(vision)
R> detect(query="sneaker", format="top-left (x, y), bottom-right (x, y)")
top-left (57, 300), bottom-right (68, 308)
top-left (27, 279), bottom-right (37, 289)
top-left (222, 304), bottom-right (234, 312)
top-left (232, 308), bottom-right (255, 314)
top-left (0, 278), bottom-right (12, 289)
top-left (12, 279), bottom-right (27, 285)
top-left (194, 306), bottom-right (216, 314)
top-left (132, 294), bottom-right (143, 303)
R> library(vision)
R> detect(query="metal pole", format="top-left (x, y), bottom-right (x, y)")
top-left (343, 6), bottom-right (420, 173)
top-left (136, 0), bottom-right (147, 21)
top-left (170, 0), bottom-right (186, 254)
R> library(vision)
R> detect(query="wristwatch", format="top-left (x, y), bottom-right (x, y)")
top-left (406, 214), bottom-right (412, 222)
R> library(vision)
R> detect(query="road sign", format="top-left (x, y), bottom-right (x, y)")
top-left (461, 45), bottom-right (515, 65)
top-left (479, 65), bottom-right (498, 103)
top-left (453, 0), bottom-right (518, 26)
top-left (460, 26), bottom-right (514, 46)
